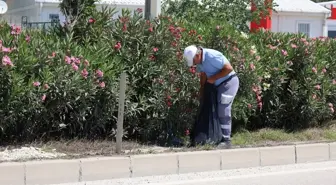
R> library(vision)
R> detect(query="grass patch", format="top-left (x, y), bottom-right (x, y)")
top-left (1, 125), bottom-right (336, 162)
top-left (232, 126), bottom-right (336, 146)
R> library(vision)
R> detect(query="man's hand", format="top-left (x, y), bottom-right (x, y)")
top-left (207, 78), bottom-right (216, 84)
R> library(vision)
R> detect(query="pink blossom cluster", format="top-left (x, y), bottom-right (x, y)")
top-left (149, 47), bottom-right (159, 61)
top-left (0, 40), bottom-right (12, 53)
top-left (10, 25), bottom-right (21, 35)
top-left (252, 85), bottom-right (262, 109)
top-left (2, 55), bottom-right (13, 67)
top-left (64, 55), bottom-right (105, 88)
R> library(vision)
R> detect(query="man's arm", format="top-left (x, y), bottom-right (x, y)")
top-left (200, 72), bottom-right (207, 99)
top-left (208, 63), bottom-right (233, 82)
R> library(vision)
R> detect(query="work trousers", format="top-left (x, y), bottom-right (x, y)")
top-left (216, 75), bottom-right (239, 141)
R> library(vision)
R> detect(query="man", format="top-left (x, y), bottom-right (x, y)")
top-left (183, 45), bottom-right (239, 148)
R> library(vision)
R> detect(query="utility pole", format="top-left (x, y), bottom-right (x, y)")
top-left (145, 0), bottom-right (161, 20)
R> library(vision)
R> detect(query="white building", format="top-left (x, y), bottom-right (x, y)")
top-left (249, 0), bottom-right (331, 38)
top-left (1, 0), bottom-right (162, 25)
top-left (272, 0), bottom-right (330, 38)
top-left (318, 1), bottom-right (336, 38)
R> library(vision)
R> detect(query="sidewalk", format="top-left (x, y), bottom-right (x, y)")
top-left (1, 142), bottom-right (336, 185)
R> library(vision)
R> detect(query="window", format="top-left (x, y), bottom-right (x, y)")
top-left (297, 22), bottom-right (310, 37)
top-left (49, 14), bottom-right (59, 21)
top-left (328, 31), bottom-right (336, 38)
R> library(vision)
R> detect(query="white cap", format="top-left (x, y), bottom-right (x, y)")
top-left (183, 45), bottom-right (197, 67)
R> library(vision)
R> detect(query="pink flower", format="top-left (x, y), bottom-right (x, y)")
top-left (96, 69), bottom-right (103, 78)
top-left (65, 56), bottom-right (71, 64)
top-left (250, 63), bottom-right (255, 70)
top-left (48, 52), bottom-right (56, 58)
top-left (153, 47), bottom-right (159, 52)
top-left (189, 67), bottom-right (196, 74)
top-left (25, 35), bottom-right (31, 43)
top-left (84, 60), bottom-right (89, 67)
top-left (136, 8), bottom-right (143, 13)
top-left (10, 25), bottom-right (21, 35)
top-left (1, 47), bottom-right (11, 53)
top-left (287, 61), bottom-right (293, 65)
top-left (252, 85), bottom-right (260, 93)
top-left (148, 27), bottom-right (153, 32)
top-left (312, 94), bottom-right (317, 99)
top-left (2, 55), bottom-right (13, 67)
top-left (312, 67), bottom-right (317, 73)
top-left (315, 85), bottom-right (321, 90)
top-left (43, 84), bottom-right (49, 90)
top-left (331, 107), bottom-right (335, 113)
top-left (258, 102), bottom-right (263, 109)
top-left (268, 45), bottom-right (277, 50)
top-left (281, 50), bottom-right (288, 56)
top-left (99, 81), bottom-right (105, 88)
top-left (73, 57), bottom-right (80, 65)
top-left (33, 82), bottom-right (41, 87)
top-left (114, 42), bottom-right (121, 50)
top-left (248, 104), bottom-right (252, 109)
top-left (81, 69), bottom-right (88, 79)
top-left (72, 63), bottom-right (79, 71)
top-left (185, 129), bottom-right (190, 136)
top-left (167, 101), bottom-right (172, 107)
top-left (149, 55), bottom-right (156, 61)
top-left (41, 94), bottom-right (46, 102)
top-left (333, 79), bottom-right (336, 85)
top-left (122, 24), bottom-right (127, 32)
top-left (291, 44), bottom-right (297, 48)
top-left (88, 18), bottom-right (96, 23)
top-left (322, 68), bottom-right (327, 73)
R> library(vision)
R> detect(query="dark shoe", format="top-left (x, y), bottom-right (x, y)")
top-left (217, 140), bottom-right (232, 149)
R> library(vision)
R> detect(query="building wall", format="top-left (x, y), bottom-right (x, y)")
top-left (271, 12), bottom-right (326, 38)
top-left (3, 0), bottom-right (35, 10)
top-left (326, 19), bottom-right (336, 38)
top-left (2, 6), bottom-right (39, 25)
top-left (1, 1), bottom-right (145, 25)
top-left (39, 3), bottom-right (145, 23)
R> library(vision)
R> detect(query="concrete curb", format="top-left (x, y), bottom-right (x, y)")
top-left (1, 142), bottom-right (336, 185)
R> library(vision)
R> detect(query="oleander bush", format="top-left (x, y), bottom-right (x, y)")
top-left (0, 3), bottom-right (335, 145)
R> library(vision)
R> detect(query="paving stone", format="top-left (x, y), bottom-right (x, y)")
top-left (25, 159), bottom-right (80, 185)
top-left (179, 151), bottom-right (221, 173)
top-left (0, 162), bottom-right (24, 185)
top-left (81, 157), bottom-right (131, 181)
top-left (296, 143), bottom-right (329, 163)
top-left (260, 145), bottom-right (295, 166)
top-left (132, 153), bottom-right (178, 177)
top-left (221, 148), bottom-right (260, 169)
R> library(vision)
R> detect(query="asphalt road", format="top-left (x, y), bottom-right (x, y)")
top-left (51, 161), bottom-right (336, 185)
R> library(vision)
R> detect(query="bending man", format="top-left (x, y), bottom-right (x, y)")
top-left (183, 45), bottom-right (239, 148)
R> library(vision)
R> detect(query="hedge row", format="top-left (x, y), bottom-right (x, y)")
top-left (0, 8), bottom-right (335, 145)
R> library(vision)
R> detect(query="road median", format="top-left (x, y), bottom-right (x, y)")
top-left (1, 142), bottom-right (336, 185)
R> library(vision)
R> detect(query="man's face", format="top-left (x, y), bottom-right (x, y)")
top-left (193, 53), bottom-right (202, 65)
